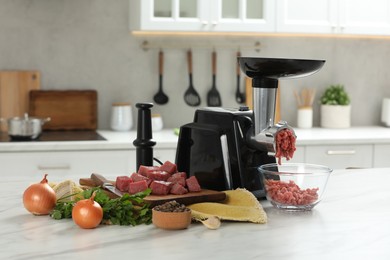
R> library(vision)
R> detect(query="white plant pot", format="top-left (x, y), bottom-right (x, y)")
top-left (320, 104), bottom-right (351, 128)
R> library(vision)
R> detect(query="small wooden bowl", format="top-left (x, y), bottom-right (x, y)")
top-left (152, 209), bottom-right (192, 230)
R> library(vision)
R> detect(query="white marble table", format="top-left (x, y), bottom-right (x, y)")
top-left (1, 168), bottom-right (390, 260)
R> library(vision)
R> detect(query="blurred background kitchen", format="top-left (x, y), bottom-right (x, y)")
top-left (0, 0), bottom-right (389, 129)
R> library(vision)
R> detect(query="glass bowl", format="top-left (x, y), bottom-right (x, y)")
top-left (259, 163), bottom-right (332, 211)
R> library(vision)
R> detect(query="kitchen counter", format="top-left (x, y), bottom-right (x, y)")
top-left (2, 168), bottom-right (390, 260)
top-left (294, 126), bottom-right (390, 145)
top-left (0, 126), bottom-right (390, 152)
top-left (0, 129), bottom-right (179, 152)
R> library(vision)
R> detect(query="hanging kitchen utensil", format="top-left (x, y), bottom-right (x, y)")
top-left (153, 50), bottom-right (169, 105)
top-left (207, 51), bottom-right (222, 107)
top-left (184, 50), bottom-right (201, 106)
top-left (235, 51), bottom-right (245, 104)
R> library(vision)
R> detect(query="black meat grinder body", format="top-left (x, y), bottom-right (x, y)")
top-left (176, 107), bottom-right (275, 198)
top-left (176, 57), bottom-right (325, 198)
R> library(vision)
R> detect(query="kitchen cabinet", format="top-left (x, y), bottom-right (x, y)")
top-left (304, 144), bottom-right (373, 169)
top-left (373, 144), bottom-right (390, 167)
top-left (154, 148), bottom-right (177, 163)
top-left (129, 0), bottom-right (275, 32)
top-left (277, 0), bottom-right (390, 35)
top-left (280, 145), bottom-right (304, 164)
top-left (0, 150), bottom-right (136, 176)
top-left (0, 148), bottom-right (179, 177)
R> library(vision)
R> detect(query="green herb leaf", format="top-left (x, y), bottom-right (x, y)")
top-left (50, 187), bottom-right (152, 226)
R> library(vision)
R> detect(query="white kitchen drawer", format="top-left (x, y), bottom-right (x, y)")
top-left (0, 150), bottom-right (136, 177)
top-left (305, 144), bottom-right (373, 169)
top-left (373, 144), bottom-right (390, 167)
top-left (280, 145), bottom-right (305, 164)
top-left (153, 148), bottom-right (177, 163)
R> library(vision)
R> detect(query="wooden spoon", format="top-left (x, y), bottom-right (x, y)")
top-left (200, 216), bottom-right (221, 230)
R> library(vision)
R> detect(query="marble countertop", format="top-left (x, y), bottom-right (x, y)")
top-left (1, 126), bottom-right (390, 153)
top-left (2, 168), bottom-right (390, 260)
top-left (0, 129), bottom-right (179, 152)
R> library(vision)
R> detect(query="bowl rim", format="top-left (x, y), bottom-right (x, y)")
top-left (258, 163), bottom-right (333, 176)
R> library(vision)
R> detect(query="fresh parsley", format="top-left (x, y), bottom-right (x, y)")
top-left (50, 187), bottom-right (152, 226)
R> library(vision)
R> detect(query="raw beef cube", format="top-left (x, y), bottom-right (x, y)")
top-left (150, 181), bottom-right (173, 195)
top-left (167, 176), bottom-right (186, 187)
top-left (159, 161), bottom-right (177, 174)
top-left (128, 180), bottom-right (148, 194)
top-left (170, 183), bottom-right (188, 195)
top-left (186, 176), bottom-right (201, 192)
top-left (146, 170), bottom-right (171, 181)
top-left (138, 165), bottom-right (160, 177)
top-left (171, 172), bottom-right (187, 179)
top-left (116, 176), bottom-right (132, 192)
top-left (130, 172), bottom-right (152, 186)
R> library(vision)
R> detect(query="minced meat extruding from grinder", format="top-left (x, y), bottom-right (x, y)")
top-left (275, 128), bottom-right (296, 165)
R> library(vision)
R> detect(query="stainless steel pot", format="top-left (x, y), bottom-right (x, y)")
top-left (0, 113), bottom-right (51, 140)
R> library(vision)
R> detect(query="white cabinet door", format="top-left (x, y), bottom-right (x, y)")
top-left (211, 0), bottom-right (276, 32)
top-left (373, 144), bottom-right (390, 167)
top-left (130, 0), bottom-right (209, 31)
top-left (280, 145), bottom-right (305, 164)
top-left (154, 148), bottom-right (177, 163)
top-left (276, 0), bottom-right (338, 33)
top-left (339, 0), bottom-right (390, 35)
top-left (277, 0), bottom-right (390, 35)
top-left (130, 0), bottom-right (275, 32)
top-left (305, 144), bottom-right (373, 169)
top-left (0, 150), bottom-right (136, 177)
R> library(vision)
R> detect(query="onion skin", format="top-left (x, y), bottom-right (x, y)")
top-left (72, 191), bottom-right (103, 229)
top-left (23, 174), bottom-right (57, 215)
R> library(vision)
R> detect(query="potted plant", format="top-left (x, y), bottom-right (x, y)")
top-left (320, 84), bottom-right (351, 128)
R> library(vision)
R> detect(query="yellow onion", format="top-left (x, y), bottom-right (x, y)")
top-left (23, 174), bottom-right (57, 215)
top-left (72, 191), bottom-right (103, 229)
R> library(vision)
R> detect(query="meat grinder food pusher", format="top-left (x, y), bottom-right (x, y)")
top-left (175, 57), bottom-right (325, 198)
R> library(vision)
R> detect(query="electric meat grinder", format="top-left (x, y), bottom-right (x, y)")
top-left (176, 57), bottom-right (325, 198)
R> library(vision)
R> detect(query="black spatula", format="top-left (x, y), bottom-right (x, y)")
top-left (207, 51), bottom-right (221, 107)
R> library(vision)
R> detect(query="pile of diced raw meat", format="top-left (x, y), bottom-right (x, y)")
top-left (115, 161), bottom-right (201, 196)
top-left (264, 179), bottom-right (319, 206)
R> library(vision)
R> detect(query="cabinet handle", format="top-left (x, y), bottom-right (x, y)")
top-left (37, 165), bottom-right (71, 170)
top-left (202, 20), bottom-right (208, 25)
top-left (211, 21), bottom-right (218, 26)
top-left (327, 150), bottom-right (356, 155)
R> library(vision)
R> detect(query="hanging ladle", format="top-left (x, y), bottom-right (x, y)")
top-left (235, 51), bottom-right (246, 104)
top-left (153, 50), bottom-right (169, 105)
top-left (184, 49), bottom-right (201, 106)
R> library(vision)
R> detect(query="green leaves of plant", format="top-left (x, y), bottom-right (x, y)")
top-left (320, 84), bottom-right (350, 105)
top-left (50, 188), bottom-right (152, 226)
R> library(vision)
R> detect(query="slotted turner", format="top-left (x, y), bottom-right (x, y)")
top-left (207, 51), bottom-right (222, 107)
top-left (184, 50), bottom-right (201, 106)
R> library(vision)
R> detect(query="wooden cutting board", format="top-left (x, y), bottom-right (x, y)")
top-left (29, 90), bottom-right (97, 130)
top-left (80, 176), bottom-right (227, 207)
top-left (0, 71), bottom-right (40, 132)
